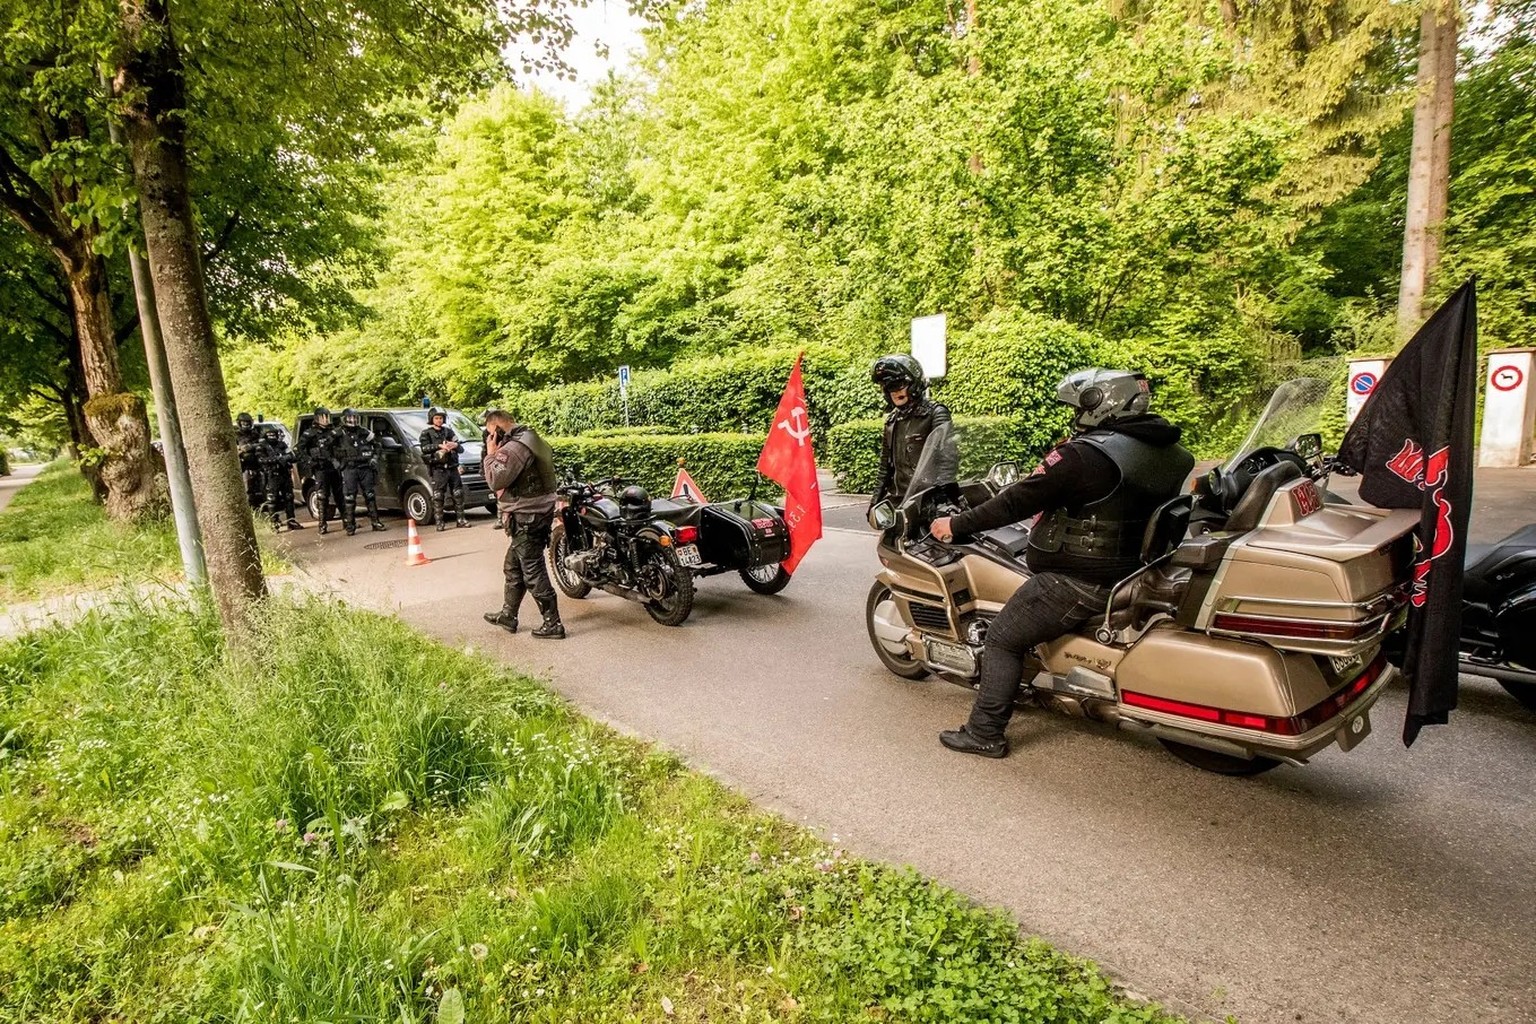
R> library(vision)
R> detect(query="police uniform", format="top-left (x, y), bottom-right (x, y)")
top-left (334, 420), bottom-right (385, 534)
top-left (419, 418), bottom-right (468, 529)
top-left (298, 416), bottom-right (345, 533)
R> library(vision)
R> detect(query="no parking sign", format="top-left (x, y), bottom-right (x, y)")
top-left (1349, 371), bottom-right (1378, 396)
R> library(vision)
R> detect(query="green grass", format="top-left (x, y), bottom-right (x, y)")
top-left (0, 600), bottom-right (1185, 1024)
top-left (0, 461), bottom-right (287, 607)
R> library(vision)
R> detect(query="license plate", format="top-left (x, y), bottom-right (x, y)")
top-left (676, 544), bottom-right (702, 567)
top-left (1335, 710), bottom-right (1371, 752)
top-left (1329, 652), bottom-right (1363, 677)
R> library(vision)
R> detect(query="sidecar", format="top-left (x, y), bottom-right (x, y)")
top-left (647, 495), bottom-right (795, 594)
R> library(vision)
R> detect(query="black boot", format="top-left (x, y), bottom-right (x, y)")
top-left (344, 517), bottom-right (357, 536)
top-left (287, 517), bottom-right (304, 530)
top-left (531, 596), bottom-right (565, 640)
top-left (939, 726), bottom-right (1008, 759)
top-left (483, 608), bottom-right (518, 634)
top-left (319, 521), bottom-right (329, 535)
top-left (456, 509), bottom-right (469, 528)
top-left (367, 497), bottom-right (386, 531)
top-left (434, 500), bottom-right (446, 532)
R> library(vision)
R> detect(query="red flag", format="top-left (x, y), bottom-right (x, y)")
top-left (671, 466), bottom-right (708, 504)
top-left (756, 353), bottom-right (822, 574)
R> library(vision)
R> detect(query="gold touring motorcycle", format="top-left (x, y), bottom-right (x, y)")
top-left (865, 379), bottom-right (1418, 775)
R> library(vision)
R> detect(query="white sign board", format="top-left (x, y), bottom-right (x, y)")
top-left (1479, 347), bottom-right (1536, 467)
top-left (618, 364), bottom-right (631, 395)
top-left (1345, 357), bottom-right (1390, 426)
top-left (910, 314), bottom-right (947, 380)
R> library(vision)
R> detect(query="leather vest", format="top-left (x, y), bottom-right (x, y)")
top-left (504, 426), bottom-right (557, 499)
top-left (1028, 430), bottom-right (1194, 564)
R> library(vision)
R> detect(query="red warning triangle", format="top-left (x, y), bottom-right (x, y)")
top-left (671, 466), bottom-right (708, 504)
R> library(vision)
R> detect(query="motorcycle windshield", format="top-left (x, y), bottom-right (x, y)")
top-left (900, 421), bottom-right (961, 508)
top-left (1224, 377), bottom-right (1331, 469)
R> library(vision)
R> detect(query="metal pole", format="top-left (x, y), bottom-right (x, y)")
top-left (102, 71), bottom-right (205, 583)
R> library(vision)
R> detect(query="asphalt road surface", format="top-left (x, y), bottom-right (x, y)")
top-left (281, 470), bottom-right (1536, 1024)
top-left (0, 462), bottom-right (43, 516)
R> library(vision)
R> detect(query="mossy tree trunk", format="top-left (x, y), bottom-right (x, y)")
top-left (117, 0), bottom-right (266, 637)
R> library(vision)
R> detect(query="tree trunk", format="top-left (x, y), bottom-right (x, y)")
top-left (64, 246), bottom-right (157, 519)
top-left (1397, 0), bottom-right (1457, 337)
top-left (117, 0), bottom-right (266, 637)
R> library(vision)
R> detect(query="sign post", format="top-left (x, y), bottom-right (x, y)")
top-left (1479, 347), bottom-right (1536, 467)
top-left (1346, 357), bottom-right (1391, 425)
top-left (618, 365), bottom-right (631, 428)
top-left (910, 314), bottom-right (947, 380)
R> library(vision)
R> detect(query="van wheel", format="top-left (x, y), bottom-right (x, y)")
top-left (866, 582), bottom-right (927, 680)
top-left (306, 486), bottom-right (323, 521)
top-left (740, 563), bottom-right (792, 595)
top-left (1499, 681), bottom-right (1536, 714)
top-left (403, 484), bottom-right (432, 524)
top-left (1158, 740), bottom-right (1281, 776)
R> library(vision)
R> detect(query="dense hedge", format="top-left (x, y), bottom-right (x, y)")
top-left (825, 415), bottom-right (1057, 494)
top-left (547, 432), bottom-right (768, 501)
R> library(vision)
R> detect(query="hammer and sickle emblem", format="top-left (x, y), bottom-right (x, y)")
top-left (777, 406), bottom-right (811, 446)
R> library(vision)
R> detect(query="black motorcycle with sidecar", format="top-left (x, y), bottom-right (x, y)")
top-left (548, 476), bottom-right (792, 626)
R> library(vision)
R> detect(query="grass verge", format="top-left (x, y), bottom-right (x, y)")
top-left (0, 461), bottom-right (287, 606)
top-left (0, 599), bottom-right (1184, 1023)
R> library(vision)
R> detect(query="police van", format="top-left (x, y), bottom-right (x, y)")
top-left (292, 407), bottom-right (494, 523)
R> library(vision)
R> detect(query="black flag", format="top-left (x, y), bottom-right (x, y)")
top-left (1337, 281), bottom-right (1478, 745)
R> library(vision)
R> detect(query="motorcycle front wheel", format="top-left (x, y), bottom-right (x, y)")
top-left (548, 523), bottom-right (592, 599)
top-left (866, 582), bottom-right (928, 680)
top-left (642, 543), bottom-right (695, 626)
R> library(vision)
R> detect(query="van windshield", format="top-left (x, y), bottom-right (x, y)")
top-left (398, 409), bottom-right (479, 440)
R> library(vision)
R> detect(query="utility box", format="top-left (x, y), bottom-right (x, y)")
top-left (1346, 357), bottom-right (1392, 425)
top-left (1479, 347), bottom-right (1536, 467)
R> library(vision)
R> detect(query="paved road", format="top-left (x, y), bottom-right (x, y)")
top-left (280, 469), bottom-right (1536, 1024)
top-left (0, 462), bottom-right (43, 516)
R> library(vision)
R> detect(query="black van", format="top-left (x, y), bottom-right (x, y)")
top-left (292, 408), bottom-right (493, 523)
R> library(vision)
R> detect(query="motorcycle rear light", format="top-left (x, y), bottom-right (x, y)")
top-left (675, 526), bottom-right (699, 545)
top-left (1211, 613), bottom-right (1372, 642)
top-left (1121, 657), bottom-right (1385, 738)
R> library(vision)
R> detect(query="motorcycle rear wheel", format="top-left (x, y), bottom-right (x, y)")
top-left (740, 563), bottom-right (792, 595)
top-left (643, 544), bottom-right (695, 626)
top-left (1158, 739), bottom-right (1281, 777)
top-left (548, 523), bottom-right (592, 599)
top-left (866, 582), bottom-right (928, 680)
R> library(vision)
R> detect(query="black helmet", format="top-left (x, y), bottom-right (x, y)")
top-left (1055, 368), bottom-right (1151, 431)
top-left (618, 484), bottom-right (652, 522)
top-left (341, 408), bottom-right (360, 429)
top-left (870, 354), bottom-right (927, 405)
top-left (313, 406), bottom-right (331, 426)
top-left (428, 406), bottom-right (446, 425)
top-left (260, 423), bottom-right (281, 442)
top-left (236, 412), bottom-right (254, 429)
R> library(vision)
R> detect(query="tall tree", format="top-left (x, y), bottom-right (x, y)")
top-left (1398, 0), bottom-right (1459, 335)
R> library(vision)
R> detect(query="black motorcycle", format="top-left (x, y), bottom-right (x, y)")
top-left (1459, 523), bottom-right (1536, 713)
top-left (549, 478), bottom-right (699, 626)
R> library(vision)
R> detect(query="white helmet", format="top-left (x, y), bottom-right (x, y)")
top-left (1056, 368), bottom-right (1151, 430)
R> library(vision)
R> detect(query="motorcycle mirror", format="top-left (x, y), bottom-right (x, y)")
top-left (868, 499), bottom-right (897, 531)
top-left (985, 461), bottom-right (1020, 490)
top-left (1292, 432), bottom-right (1323, 462)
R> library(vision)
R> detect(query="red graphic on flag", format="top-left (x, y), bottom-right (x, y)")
top-left (756, 353), bottom-right (822, 574)
top-left (671, 466), bottom-right (708, 504)
top-left (1384, 439), bottom-right (1455, 607)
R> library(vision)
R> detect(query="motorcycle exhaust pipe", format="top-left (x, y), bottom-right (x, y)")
top-left (597, 582), bottom-right (646, 604)
top-left (1458, 657), bottom-right (1536, 686)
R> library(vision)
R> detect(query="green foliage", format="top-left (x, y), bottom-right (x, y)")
top-left (826, 415), bottom-right (1052, 494)
top-left (549, 433), bottom-right (767, 499)
top-left (0, 599), bottom-right (1185, 1023)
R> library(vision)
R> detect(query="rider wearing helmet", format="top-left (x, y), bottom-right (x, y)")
top-left (870, 354), bottom-right (951, 510)
top-left (333, 408), bottom-right (386, 535)
top-left (298, 407), bottom-right (345, 534)
top-left (234, 412), bottom-right (263, 509)
top-left (418, 406), bottom-right (469, 532)
top-left (929, 368), bottom-right (1194, 759)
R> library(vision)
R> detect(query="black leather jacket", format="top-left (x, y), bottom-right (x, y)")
top-left (876, 399), bottom-right (952, 503)
top-left (419, 425), bottom-right (461, 469)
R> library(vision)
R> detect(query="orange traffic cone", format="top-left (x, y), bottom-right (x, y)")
top-left (405, 518), bottom-right (432, 566)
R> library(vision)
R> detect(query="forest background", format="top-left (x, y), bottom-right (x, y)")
top-left (6, 0), bottom-right (1535, 468)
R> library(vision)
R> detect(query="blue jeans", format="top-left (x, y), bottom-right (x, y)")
top-left (965, 572), bottom-right (1109, 743)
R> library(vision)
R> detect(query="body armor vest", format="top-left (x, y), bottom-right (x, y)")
top-left (420, 425), bottom-right (460, 468)
top-left (504, 426), bottom-right (557, 499)
top-left (338, 427), bottom-right (377, 466)
top-left (1028, 430), bottom-right (1194, 564)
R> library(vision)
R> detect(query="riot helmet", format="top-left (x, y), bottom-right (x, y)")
top-left (236, 412), bottom-right (254, 430)
top-left (260, 423), bottom-right (281, 443)
top-left (313, 406), bottom-right (332, 428)
top-left (1055, 368), bottom-right (1151, 431)
top-left (341, 408), bottom-right (361, 429)
top-left (870, 354), bottom-right (927, 406)
top-left (428, 406), bottom-right (446, 427)
top-left (618, 484), bottom-right (652, 522)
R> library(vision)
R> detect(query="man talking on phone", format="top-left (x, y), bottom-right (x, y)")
top-left (481, 409), bottom-right (565, 639)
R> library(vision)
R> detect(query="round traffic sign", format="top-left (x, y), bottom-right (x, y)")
top-left (1349, 372), bottom-right (1378, 396)
top-left (1490, 364), bottom-right (1524, 392)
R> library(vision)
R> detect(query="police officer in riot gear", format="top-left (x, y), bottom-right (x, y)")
top-left (930, 368), bottom-right (1194, 758)
top-left (255, 423), bottom-right (303, 530)
top-left (234, 412), bottom-right (263, 508)
top-left (298, 407), bottom-right (345, 534)
top-left (419, 406), bottom-right (469, 531)
top-left (334, 408), bottom-right (386, 535)
top-left (481, 408), bottom-right (564, 639)
top-left (870, 355), bottom-right (951, 508)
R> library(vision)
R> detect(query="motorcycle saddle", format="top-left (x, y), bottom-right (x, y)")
top-left (648, 497), bottom-right (704, 526)
top-left (1463, 523), bottom-right (1536, 605)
